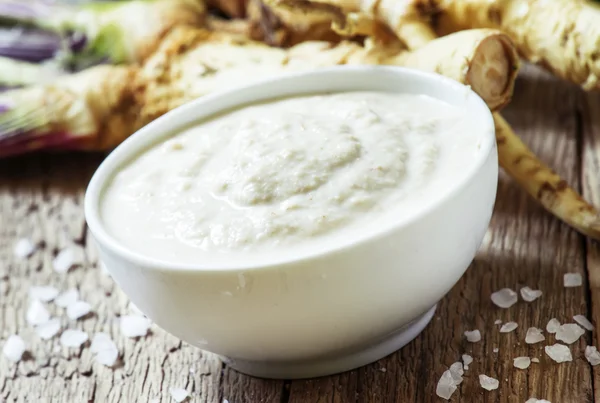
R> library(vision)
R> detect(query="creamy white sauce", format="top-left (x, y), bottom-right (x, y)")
top-left (101, 91), bottom-right (483, 265)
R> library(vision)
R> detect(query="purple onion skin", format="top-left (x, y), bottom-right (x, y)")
top-left (0, 27), bottom-right (62, 62)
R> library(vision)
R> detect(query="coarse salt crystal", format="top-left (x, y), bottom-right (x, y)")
top-left (436, 370), bottom-right (458, 400)
top-left (546, 318), bottom-right (560, 334)
top-left (14, 238), bottom-right (36, 258)
top-left (59, 329), bottom-right (88, 348)
top-left (585, 346), bottom-right (600, 366)
top-left (520, 286), bottom-right (542, 302)
top-left (513, 357), bottom-right (531, 369)
top-left (531, 357), bottom-right (540, 363)
top-left (525, 327), bottom-right (545, 344)
top-left (26, 299), bottom-right (50, 326)
top-left (493, 347), bottom-right (499, 353)
top-left (169, 388), bottom-right (190, 402)
top-left (2, 335), bottom-right (25, 362)
top-left (53, 248), bottom-right (75, 273)
top-left (91, 333), bottom-right (118, 367)
top-left (29, 286), bottom-right (59, 302)
top-left (545, 344), bottom-right (572, 363)
top-left (223, 400), bottom-right (230, 403)
top-left (555, 324), bottom-right (585, 344)
top-left (36, 318), bottom-right (61, 340)
top-left (491, 288), bottom-right (518, 308)
top-left (66, 301), bottom-right (91, 320)
top-left (494, 319), bottom-right (502, 325)
top-left (462, 354), bottom-right (473, 370)
top-left (54, 289), bottom-right (79, 308)
top-left (500, 322), bottom-right (518, 333)
top-left (464, 329), bottom-right (481, 343)
top-left (564, 273), bottom-right (582, 288)
top-left (120, 315), bottom-right (151, 338)
top-left (479, 374), bottom-right (499, 391)
top-left (526, 399), bottom-right (551, 403)
top-left (573, 315), bottom-right (594, 331)
top-left (449, 362), bottom-right (464, 385)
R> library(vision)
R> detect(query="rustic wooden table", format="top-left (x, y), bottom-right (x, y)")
top-left (1, 65), bottom-right (599, 403)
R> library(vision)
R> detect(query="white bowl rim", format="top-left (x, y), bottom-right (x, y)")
top-left (84, 65), bottom-right (496, 273)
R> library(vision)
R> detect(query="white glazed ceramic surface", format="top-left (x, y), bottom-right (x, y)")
top-left (85, 66), bottom-right (498, 379)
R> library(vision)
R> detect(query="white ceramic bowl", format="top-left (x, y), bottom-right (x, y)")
top-left (85, 66), bottom-right (497, 380)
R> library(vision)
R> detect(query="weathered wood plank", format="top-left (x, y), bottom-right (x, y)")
top-left (287, 65), bottom-right (593, 402)
top-left (0, 153), bottom-right (284, 403)
top-left (579, 83), bottom-right (600, 401)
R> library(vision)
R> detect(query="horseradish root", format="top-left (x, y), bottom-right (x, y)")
top-left (494, 114), bottom-right (600, 240)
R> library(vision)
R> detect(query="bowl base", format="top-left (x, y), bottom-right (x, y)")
top-left (221, 304), bottom-right (437, 380)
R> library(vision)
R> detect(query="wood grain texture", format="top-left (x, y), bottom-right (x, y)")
top-left (0, 65), bottom-right (596, 403)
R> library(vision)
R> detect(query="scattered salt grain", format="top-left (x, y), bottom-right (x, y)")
top-left (520, 286), bottom-right (542, 302)
top-left (479, 374), bottom-right (499, 391)
top-left (525, 327), bottom-right (545, 344)
top-left (500, 322), bottom-right (518, 333)
top-left (66, 301), bottom-right (91, 320)
top-left (462, 354), bottom-right (473, 370)
top-left (494, 319), bottom-right (502, 325)
top-left (29, 286), bottom-right (59, 302)
top-left (555, 324), bottom-right (585, 344)
top-left (26, 299), bottom-right (50, 326)
top-left (59, 329), bottom-right (88, 348)
top-left (564, 273), bottom-right (582, 288)
top-left (585, 346), bottom-right (600, 366)
top-left (223, 400), bottom-right (230, 403)
top-left (513, 357), bottom-right (531, 369)
top-left (531, 358), bottom-right (540, 363)
top-left (36, 318), bottom-right (61, 340)
top-left (545, 344), bottom-right (572, 363)
top-left (53, 248), bottom-right (75, 273)
top-left (464, 329), bottom-right (481, 343)
top-left (120, 315), bottom-right (151, 338)
top-left (91, 333), bottom-right (119, 367)
top-left (54, 289), bottom-right (79, 308)
top-left (3, 335), bottom-right (25, 362)
top-left (14, 238), bottom-right (36, 258)
top-left (169, 388), bottom-right (190, 402)
top-left (526, 399), bottom-right (551, 403)
top-left (573, 315), bottom-right (594, 331)
top-left (546, 318), bottom-right (560, 334)
top-left (493, 347), bottom-right (499, 353)
top-left (436, 370), bottom-right (458, 400)
top-left (491, 288), bottom-right (518, 308)
top-left (449, 362), bottom-right (464, 385)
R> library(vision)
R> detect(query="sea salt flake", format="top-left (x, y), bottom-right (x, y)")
top-left (169, 388), bottom-right (190, 402)
top-left (494, 319), bottom-right (502, 325)
top-left (91, 333), bottom-right (118, 367)
top-left (462, 354), bottom-right (473, 370)
top-left (14, 238), bottom-right (36, 258)
top-left (500, 322), bottom-right (518, 333)
top-left (564, 273), bottom-right (582, 287)
top-left (36, 318), bottom-right (61, 340)
top-left (60, 329), bottom-right (88, 348)
top-left (479, 374), bottom-right (499, 391)
top-left (54, 289), bottom-right (79, 308)
top-left (513, 356), bottom-right (531, 369)
top-left (573, 315), bottom-right (594, 331)
top-left (449, 362), bottom-right (464, 385)
top-left (526, 399), bottom-right (551, 403)
top-left (2, 335), bottom-right (25, 362)
top-left (531, 357), bottom-right (540, 363)
top-left (436, 370), bottom-right (458, 400)
top-left (120, 315), bottom-right (151, 338)
top-left (585, 346), bottom-right (600, 366)
top-left (464, 329), bottom-right (481, 342)
top-left (525, 327), bottom-right (545, 344)
top-left (26, 299), bottom-right (50, 326)
top-left (53, 248), bottom-right (76, 273)
top-left (545, 344), bottom-right (572, 363)
top-left (29, 286), bottom-right (59, 302)
top-left (520, 286), bottom-right (542, 302)
top-left (491, 288), bottom-right (518, 308)
top-left (546, 318), bottom-right (560, 334)
top-left (555, 324), bottom-right (585, 344)
top-left (66, 301), bottom-right (91, 320)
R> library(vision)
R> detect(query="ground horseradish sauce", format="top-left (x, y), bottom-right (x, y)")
top-left (101, 91), bottom-right (484, 265)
